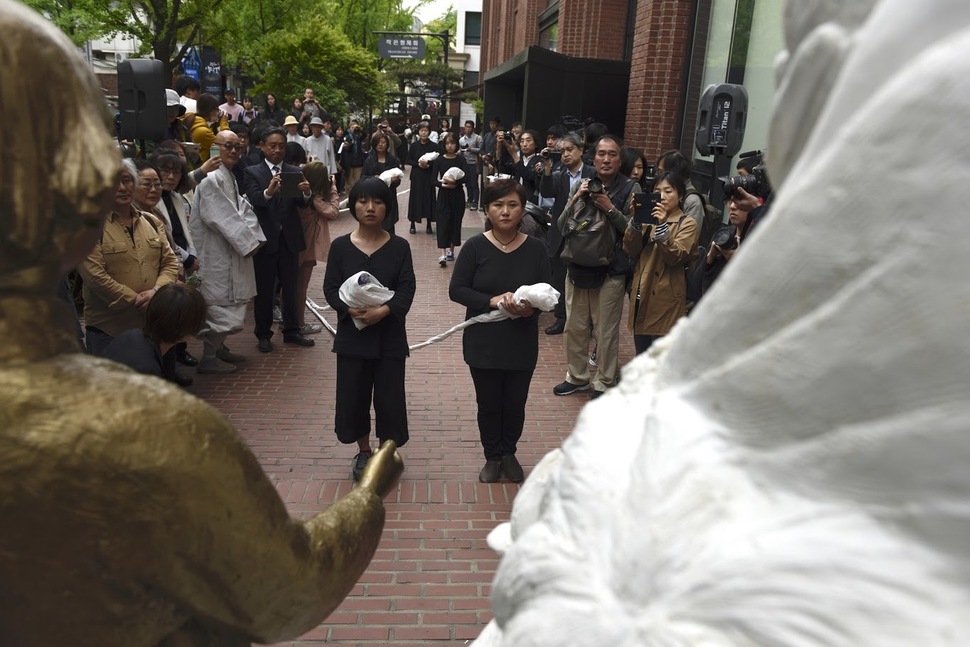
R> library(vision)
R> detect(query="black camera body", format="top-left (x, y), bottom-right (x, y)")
top-left (720, 150), bottom-right (771, 199)
top-left (587, 178), bottom-right (604, 194)
top-left (711, 224), bottom-right (739, 250)
top-left (540, 148), bottom-right (562, 163)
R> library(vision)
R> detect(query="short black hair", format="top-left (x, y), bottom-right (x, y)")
top-left (196, 93), bottom-right (219, 119)
top-left (464, 119), bottom-right (476, 128)
top-left (546, 124), bottom-right (566, 140)
top-left (174, 75), bottom-right (200, 96)
top-left (348, 176), bottom-right (393, 220)
top-left (150, 152), bottom-right (192, 193)
top-left (261, 126), bottom-right (286, 141)
top-left (284, 142), bottom-right (306, 166)
top-left (481, 178), bottom-right (528, 208)
top-left (653, 170), bottom-right (687, 200)
top-left (144, 283), bottom-right (207, 344)
top-left (229, 122), bottom-right (250, 137)
top-left (584, 122), bottom-right (610, 148)
top-left (656, 149), bottom-right (692, 182)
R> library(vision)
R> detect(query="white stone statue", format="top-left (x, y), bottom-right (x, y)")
top-left (473, 0), bottom-right (970, 644)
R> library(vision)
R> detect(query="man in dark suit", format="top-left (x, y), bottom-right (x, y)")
top-left (243, 127), bottom-right (315, 352)
top-left (538, 132), bottom-right (596, 335)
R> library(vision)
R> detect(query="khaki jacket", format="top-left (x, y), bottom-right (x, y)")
top-left (622, 209), bottom-right (698, 335)
top-left (79, 209), bottom-right (180, 336)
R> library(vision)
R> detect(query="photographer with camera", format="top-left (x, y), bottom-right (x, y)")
top-left (622, 171), bottom-right (698, 355)
top-left (554, 135), bottom-right (638, 399)
top-left (700, 195), bottom-right (750, 294)
top-left (539, 132), bottom-right (594, 335)
top-left (728, 152), bottom-right (773, 234)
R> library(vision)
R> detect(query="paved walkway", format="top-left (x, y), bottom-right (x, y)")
top-left (189, 176), bottom-right (637, 646)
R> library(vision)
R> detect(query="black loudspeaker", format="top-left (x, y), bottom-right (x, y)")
top-left (117, 58), bottom-right (167, 141)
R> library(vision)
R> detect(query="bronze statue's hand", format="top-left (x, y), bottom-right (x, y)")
top-left (358, 441), bottom-right (403, 498)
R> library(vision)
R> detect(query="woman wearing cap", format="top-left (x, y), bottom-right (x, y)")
top-left (323, 177), bottom-right (415, 481)
top-left (405, 121), bottom-right (439, 235)
top-left (165, 89), bottom-right (190, 142)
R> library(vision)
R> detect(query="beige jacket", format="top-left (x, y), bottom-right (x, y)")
top-left (79, 209), bottom-right (180, 336)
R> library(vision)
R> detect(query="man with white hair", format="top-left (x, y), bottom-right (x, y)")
top-left (190, 130), bottom-right (266, 374)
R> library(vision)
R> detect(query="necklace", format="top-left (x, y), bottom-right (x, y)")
top-left (492, 231), bottom-right (518, 250)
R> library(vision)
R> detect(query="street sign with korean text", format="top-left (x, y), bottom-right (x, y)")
top-left (378, 37), bottom-right (426, 60)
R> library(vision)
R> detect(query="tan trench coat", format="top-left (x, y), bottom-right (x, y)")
top-left (621, 209), bottom-right (698, 336)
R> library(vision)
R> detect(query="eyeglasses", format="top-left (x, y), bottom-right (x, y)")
top-left (138, 182), bottom-right (163, 190)
top-left (219, 144), bottom-right (244, 151)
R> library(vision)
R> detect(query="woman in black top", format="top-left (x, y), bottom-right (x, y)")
top-left (405, 121), bottom-right (439, 235)
top-left (323, 177), bottom-right (416, 481)
top-left (432, 132), bottom-right (468, 267)
top-left (362, 131), bottom-right (402, 234)
top-left (448, 179), bottom-right (551, 483)
top-left (102, 283), bottom-right (207, 382)
top-left (261, 93), bottom-right (286, 125)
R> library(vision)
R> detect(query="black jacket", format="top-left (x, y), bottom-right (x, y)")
top-left (243, 162), bottom-right (308, 256)
top-left (539, 162), bottom-right (596, 257)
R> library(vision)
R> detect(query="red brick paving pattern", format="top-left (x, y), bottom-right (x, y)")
top-left (190, 176), bottom-right (636, 646)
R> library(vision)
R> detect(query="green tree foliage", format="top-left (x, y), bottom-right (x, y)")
top-left (252, 17), bottom-right (385, 118)
top-left (24, 0), bottom-right (224, 78)
top-left (22, 0), bottom-right (107, 44)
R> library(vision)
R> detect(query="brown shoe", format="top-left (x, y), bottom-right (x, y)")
top-left (479, 460), bottom-right (501, 483)
top-left (501, 454), bottom-right (524, 483)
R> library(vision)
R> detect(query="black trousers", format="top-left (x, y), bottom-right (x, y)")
top-left (469, 367), bottom-right (534, 461)
top-left (634, 334), bottom-right (659, 355)
top-left (334, 354), bottom-right (409, 447)
top-left (253, 237), bottom-right (300, 339)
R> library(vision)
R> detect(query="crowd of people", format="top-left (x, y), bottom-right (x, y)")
top-left (82, 75), bottom-right (770, 483)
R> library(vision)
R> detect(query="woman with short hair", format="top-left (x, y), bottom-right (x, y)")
top-left (323, 177), bottom-right (416, 481)
top-left (102, 283), bottom-right (207, 379)
top-left (79, 159), bottom-right (180, 356)
top-left (621, 171), bottom-right (698, 355)
top-left (449, 178), bottom-right (552, 483)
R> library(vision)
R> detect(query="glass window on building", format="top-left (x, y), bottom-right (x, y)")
top-left (465, 11), bottom-right (482, 46)
top-left (539, 22), bottom-right (559, 52)
top-left (694, 0), bottom-right (783, 170)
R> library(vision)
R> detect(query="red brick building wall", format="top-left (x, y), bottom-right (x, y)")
top-left (558, 0), bottom-right (629, 61)
top-left (624, 0), bottom-right (700, 159)
top-left (481, 0), bottom-right (710, 159)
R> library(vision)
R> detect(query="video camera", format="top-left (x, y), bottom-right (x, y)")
top-left (719, 150), bottom-right (771, 199)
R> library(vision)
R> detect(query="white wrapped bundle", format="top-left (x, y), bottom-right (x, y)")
top-left (408, 283), bottom-right (560, 351)
top-left (337, 271), bottom-right (395, 330)
top-left (378, 168), bottom-right (404, 186)
top-left (443, 167), bottom-right (465, 182)
top-left (419, 151), bottom-right (439, 164)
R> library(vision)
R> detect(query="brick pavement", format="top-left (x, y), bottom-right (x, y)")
top-left (189, 176), bottom-right (637, 646)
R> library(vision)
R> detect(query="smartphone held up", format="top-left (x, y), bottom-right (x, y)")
top-left (633, 191), bottom-right (663, 226)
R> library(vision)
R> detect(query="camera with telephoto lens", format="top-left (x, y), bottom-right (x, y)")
top-left (711, 224), bottom-right (739, 250)
top-left (719, 150), bottom-right (771, 199)
top-left (587, 178), bottom-right (604, 194)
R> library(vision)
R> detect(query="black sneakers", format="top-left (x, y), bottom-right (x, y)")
top-left (553, 380), bottom-right (591, 396)
top-left (352, 451), bottom-right (373, 481)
